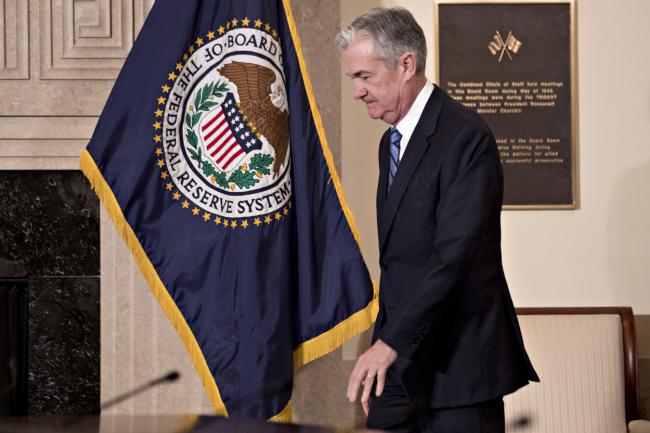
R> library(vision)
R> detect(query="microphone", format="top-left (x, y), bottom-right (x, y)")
top-left (57, 371), bottom-right (180, 429)
top-left (99, 370), bottom-right (180, 411)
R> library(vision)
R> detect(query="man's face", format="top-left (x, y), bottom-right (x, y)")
top-left (343, 36), bottom-right (405, 125)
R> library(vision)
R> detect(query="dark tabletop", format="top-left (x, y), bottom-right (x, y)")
top-left (0, 415), bottom-right (382, 433)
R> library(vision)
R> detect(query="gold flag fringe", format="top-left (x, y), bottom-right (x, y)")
top-left (293, 282), bottom-right (379, 367)
top-left (175, 414), bottom-right (200, 433)
top-left (270, 402), bottom-right (292, 423)
top-left (282, 0), bottom-right (379, 368)
top-left (82, 149), bottom-right (294, 424)
top-left (80, 150), bottom-right (228, 417)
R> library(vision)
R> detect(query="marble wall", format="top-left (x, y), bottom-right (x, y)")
top-left (0, 171), bottom-right (100, 414)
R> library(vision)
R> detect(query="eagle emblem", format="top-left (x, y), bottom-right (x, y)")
top-left (218, 61), bottom-right (289, 177)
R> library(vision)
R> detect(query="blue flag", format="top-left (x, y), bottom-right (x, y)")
top-left (81, 0), bottom-right (376, 421)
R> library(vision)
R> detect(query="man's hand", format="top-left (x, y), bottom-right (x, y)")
top-left (347, 339), bottom-right (398, 415)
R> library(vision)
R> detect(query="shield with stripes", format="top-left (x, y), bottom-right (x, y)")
top-left (199, 92), bottom-right (262, 172)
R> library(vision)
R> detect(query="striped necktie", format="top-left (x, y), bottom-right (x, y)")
top-left (388, 127), bottom-right (401, 190)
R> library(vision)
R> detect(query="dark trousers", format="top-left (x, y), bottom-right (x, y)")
top-left (366, 366), bottom-right (505, 433)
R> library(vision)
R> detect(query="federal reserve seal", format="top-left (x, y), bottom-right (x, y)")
top-left (154, 19), bottom-right (291, 228)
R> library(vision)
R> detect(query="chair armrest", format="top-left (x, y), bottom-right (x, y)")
top-left (629, 420), bottom-right (650, 433)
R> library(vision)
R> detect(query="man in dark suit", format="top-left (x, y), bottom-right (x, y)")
top-left (336, 7), bottom-right (539, 433)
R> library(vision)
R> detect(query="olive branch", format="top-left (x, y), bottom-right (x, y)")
top-left (185, 80), bottom-right (229, 149)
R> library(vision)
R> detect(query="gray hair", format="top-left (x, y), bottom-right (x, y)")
top-left (335, 7), bottom-right (427, 74)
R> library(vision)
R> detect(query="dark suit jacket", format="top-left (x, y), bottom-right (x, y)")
top-left (373, 85), bottom-right (539, 409)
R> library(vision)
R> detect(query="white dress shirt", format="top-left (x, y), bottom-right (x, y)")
top-left (394, 81), bottom-right (434, 161)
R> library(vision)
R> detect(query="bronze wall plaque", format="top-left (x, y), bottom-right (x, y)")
top-left (435, 0), bottom-right (577, 209)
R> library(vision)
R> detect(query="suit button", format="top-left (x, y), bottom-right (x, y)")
top-left (380, 262), bottom-right (388, 271)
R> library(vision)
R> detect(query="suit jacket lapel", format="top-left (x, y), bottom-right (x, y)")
top-left (378, 85), bottom-right (446, 254)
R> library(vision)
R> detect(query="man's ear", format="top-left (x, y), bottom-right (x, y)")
top-left (399, 51), bottom-right (418, 81)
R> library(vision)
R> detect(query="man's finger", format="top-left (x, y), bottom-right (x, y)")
top-left (347, 364), bottom-right (365, 401)
top-left (361, 396), bottom-right (369, 416)
top-left (375, 368), bottom-right (386, 397)
top-left (360, 374), bottom-right (374, 411)
top-left (346, 375), bottom-right (360, 401)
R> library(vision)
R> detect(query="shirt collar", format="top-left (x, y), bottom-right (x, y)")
top-left (394, 81), bottom-right (434, 159)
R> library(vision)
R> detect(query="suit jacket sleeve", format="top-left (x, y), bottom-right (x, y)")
top-left (377, 126), bottom-right (501, 359)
